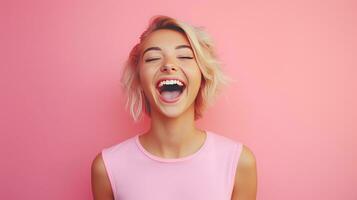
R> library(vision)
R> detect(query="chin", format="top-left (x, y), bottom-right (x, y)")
top-left (157, 105), bottom-right (187, 119)
top-left (157, 100), bottom-right (197, 120)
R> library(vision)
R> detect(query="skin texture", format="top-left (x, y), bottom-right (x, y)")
top-left (91, 29), bottom-right (257, 200)
top-left (91, 153), bottom-right (114, 200)
top-left (231, 145), bottom-right (258, 200)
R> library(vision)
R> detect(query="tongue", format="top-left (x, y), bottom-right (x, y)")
top-left (160, 91), bottom-right (181, 101)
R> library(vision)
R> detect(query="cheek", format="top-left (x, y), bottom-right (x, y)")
top-left (138, 67), bottom-right (156, 97)
top-left (138, 67), bottom-right (152, 84)
top-left (188, 64), bottom-right (202, 82)
top-left (185, 67), bottom-right (202, 92)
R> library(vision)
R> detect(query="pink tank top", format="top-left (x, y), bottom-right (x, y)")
top-left (101, 130), bottom-right (243, 200)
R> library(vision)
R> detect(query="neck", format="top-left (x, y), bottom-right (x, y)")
top-left (144, 104), bottom-right (204, 158)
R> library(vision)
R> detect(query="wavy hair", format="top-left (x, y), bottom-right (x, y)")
top-left (120, 15), bottom-right (232, 122)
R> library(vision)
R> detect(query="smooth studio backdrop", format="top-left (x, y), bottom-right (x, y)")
top-left (1, 0), bottom-right (356, 199)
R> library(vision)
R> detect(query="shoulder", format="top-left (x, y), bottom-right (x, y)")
top-left (91, 152), bottom-right (114, 200)
top-left (102, 135), bottom-right (137, 156)
top-left (232, 144), bottom-right (257, 200)
top-left (208, 131), bottom-right (240, 148)
top-left (91, 152), bottom-right (111, 187)
top-left (238, 145), bottom-right (257, 169)
top-left (91, 152), bottom-right (106, 174)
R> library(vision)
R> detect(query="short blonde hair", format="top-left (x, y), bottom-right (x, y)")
top-left (120, 15), bottom-right (232, 122)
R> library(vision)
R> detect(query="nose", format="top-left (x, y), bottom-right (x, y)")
top-left (160, 63), bottom-right (178, 73)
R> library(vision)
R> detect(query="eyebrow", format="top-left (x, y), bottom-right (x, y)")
top-left (142, 45), bottom-right (193, 56)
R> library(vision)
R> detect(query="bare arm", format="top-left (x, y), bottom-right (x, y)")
top-left (231, 145), bottom-right (258, 200)
top-left (91, 153), bottom-right (115, 200)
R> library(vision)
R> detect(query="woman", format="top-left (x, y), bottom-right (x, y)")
top-left (91, 15), bottom-right (257, 200)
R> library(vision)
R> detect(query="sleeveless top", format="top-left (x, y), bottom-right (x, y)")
top-left (101, 130), bottom-right (243, 200)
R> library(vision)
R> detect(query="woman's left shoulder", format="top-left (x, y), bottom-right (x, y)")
top-left (231, 144), bottom-right (258, 199)
top-left (239, 144), bottom-right (257, 167)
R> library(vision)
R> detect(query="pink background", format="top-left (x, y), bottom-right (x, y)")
top-left (1, 0), bottom-right (356, 199)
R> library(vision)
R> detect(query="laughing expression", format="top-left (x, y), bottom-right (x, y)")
top-left (138, 29), bottom-right (202, 118)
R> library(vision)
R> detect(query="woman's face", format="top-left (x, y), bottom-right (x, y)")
top-left (138, 29), bottom-right (202, 119)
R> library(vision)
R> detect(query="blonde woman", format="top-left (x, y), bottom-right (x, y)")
top-left (91, 15), bottom-right (257, 200)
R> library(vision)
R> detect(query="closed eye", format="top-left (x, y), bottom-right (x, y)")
top-left (145, 58), bottom-right (160, 62)
top-left (178, 56), bottom-right (193, 59)
top-left (145, 57), bottom-right (193, 63)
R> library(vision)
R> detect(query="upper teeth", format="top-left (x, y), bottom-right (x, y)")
top-left (158, 80), bottom-right (184, 88)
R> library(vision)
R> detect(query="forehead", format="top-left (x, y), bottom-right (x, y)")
top-left (141, 29), bottom-right (191, 49)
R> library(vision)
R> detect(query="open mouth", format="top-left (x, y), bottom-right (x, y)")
top-left (156, 79), bottom-right (187, 103)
